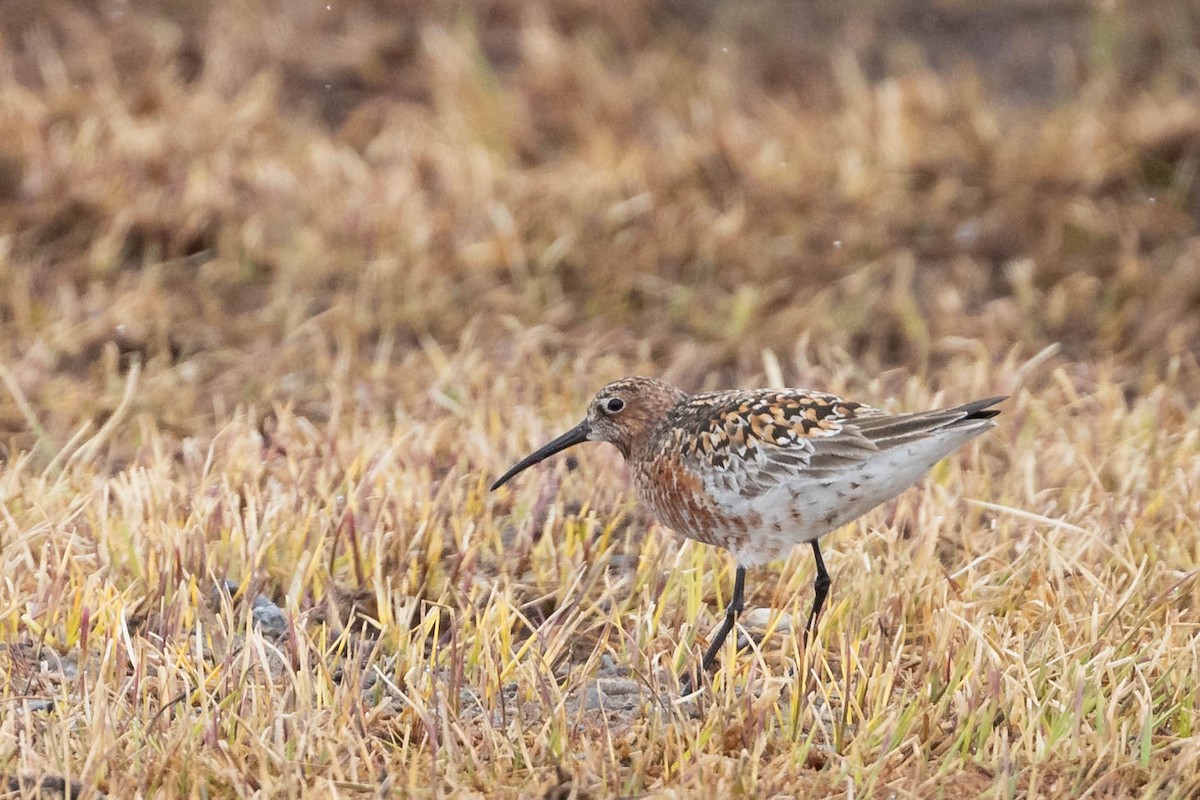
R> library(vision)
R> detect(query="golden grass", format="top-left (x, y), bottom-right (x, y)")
top-left (2, 1), bottom-right (1200, 797)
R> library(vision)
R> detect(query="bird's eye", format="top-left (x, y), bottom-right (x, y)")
top-left (604, 397), bottom-right (625, 414)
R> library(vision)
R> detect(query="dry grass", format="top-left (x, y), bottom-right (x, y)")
top-left (2, 1), bottom-right (1200, 797)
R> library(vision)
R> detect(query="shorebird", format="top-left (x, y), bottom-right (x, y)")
top-left (491, 377), bottom-right (1003, 692)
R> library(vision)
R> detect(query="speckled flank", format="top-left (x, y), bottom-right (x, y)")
top-left (633, 452), bottom-right (755, 554)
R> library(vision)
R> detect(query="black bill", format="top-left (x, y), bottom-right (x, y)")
top-left (490, 420), bottom-right (591, 491)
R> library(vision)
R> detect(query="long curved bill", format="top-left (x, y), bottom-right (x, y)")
top-left (490, 420), bottom-right (590, 491)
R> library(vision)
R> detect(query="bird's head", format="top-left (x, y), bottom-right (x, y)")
top-left (490, 376), bottom-right (685, 490)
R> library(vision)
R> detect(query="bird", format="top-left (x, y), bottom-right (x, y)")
top-left (490, 376), bottom-right (1003, 693)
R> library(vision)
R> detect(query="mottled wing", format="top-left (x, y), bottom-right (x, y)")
top-left (666, 389), bottom-right (872, 497)
top-left (670, 390), bottom-right (1003, 499)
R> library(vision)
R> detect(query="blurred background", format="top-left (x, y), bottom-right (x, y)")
top-left (4, 6), bottom-right (1200, 795)
top-left (1, 0), bottom-right (1198, 452)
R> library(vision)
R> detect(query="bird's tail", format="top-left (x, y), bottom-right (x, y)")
top-left (947, 396), bottom-right (1006, 424)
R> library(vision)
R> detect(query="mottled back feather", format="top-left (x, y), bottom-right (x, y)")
top-left (660, 391), bottom-right (1003, 502)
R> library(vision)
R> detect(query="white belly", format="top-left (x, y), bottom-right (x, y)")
top-left (707, 428), bottom-right (980, 566)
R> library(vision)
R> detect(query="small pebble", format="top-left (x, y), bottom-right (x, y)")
top-left (251, 595), bottom-right (288, 637)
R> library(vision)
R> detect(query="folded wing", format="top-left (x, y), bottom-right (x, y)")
top-left (673, 390), bottom-right (1004, 500)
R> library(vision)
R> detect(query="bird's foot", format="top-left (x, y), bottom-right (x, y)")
top-left (679, 669), bottom-right (701, 697)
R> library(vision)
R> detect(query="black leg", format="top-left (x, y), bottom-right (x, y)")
top-left (804, 540), bottom-right (831, 644)
top-left (681, 565), bottom-right (746, 694)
